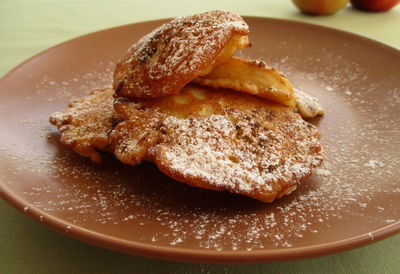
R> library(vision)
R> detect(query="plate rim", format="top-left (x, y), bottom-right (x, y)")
top-left (2, 183), bottom-right (399, 263)
top-left (0, 16), bottom-right (399, 263)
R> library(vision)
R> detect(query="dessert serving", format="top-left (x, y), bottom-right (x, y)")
top-left (50, 10), bottom-right (324, 202)
top-left (113, 10), bottom-right (251, 99)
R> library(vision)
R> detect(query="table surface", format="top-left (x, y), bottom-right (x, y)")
top-left (0, 0), bottom-right (399, 273)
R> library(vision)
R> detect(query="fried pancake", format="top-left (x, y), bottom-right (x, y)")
top-left (193, 56), bottom-right (296, 108)
top-left (111, 85), bottom-right (323, 202)
top-left (113, 10), bottom-right (250, 99)
top-left (49, 88), bottom-right (115, 164)
top-left (193, 56), bottom-right (324, 118)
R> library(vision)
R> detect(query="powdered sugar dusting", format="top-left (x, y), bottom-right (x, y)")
top-left (1, 21), bottom-right (399, 252)
top-left (156, 113), bottom-right (322, 200)
top-left (1, 76), bottom-right (399, 250)
top-left (114, 10), bottom-right (249, 98)
top-left (49, 88), bottom-right (115, 163)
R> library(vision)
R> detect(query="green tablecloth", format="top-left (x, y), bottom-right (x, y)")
top-left (1, 1), bottom-right (399, 273)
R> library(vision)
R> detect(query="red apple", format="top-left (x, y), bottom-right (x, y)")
top-left (351, 0), bottom-right (399, 11)
top-left (292, 0), bottom-right (350, 15)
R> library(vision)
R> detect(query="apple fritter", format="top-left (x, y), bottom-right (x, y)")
top-left (111, 85), bottom-right (323, 202)
top-left (113, 10), bottom-right (250, 99)
top-left (49, 88), bottom-right (116, 164)
top-left (193, 56), bottom-right (324, 118)
top-left (49, 10), bottom-right (325, 203)
top-left (193, 56), bottom-right (296, 108)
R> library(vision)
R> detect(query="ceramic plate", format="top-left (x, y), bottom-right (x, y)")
top-left (0, 17), bottom-right (399, 263)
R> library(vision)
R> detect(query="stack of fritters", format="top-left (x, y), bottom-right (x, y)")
top-left (50, 10), bottom-right (324, 202)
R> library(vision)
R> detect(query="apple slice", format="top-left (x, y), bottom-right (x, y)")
top-left (192, 56), bottom-right (324, 118)
top-left (193, 57), bottom-right (296, 108)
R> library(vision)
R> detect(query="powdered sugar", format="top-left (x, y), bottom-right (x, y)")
top-left (2, 76), bottom-right (398, 250)
top-left (109, 84), bottom-right (324, 202)
top-left (114, 10), bottom-right (249, 98)
top-left (1, 18), bottom-right (399, 253)
top-left (157, 113), bottom-right (322, 198)
top-left (162, 115), bottom-right (265, 192)
top-left (364, 160), bottom-right (385, 169)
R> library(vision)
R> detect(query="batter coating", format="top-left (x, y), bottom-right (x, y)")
top-left (49, 88), bottom-right (116, 164)
top-left (193, 56), bottom-right (324, 118)
top-left (111, 85), bottom-right (323, 202)
top-left (193, 56), bottom-right (296, 108)
top-left (50, 10), bottom-right (325, 202)
top-left (113, 10), bottom-right (250, 99)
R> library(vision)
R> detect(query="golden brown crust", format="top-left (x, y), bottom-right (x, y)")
top-left (49, 88), bottom-right (115, 163)
top-left (193, 56), bottom-right (296, 108)
top-left (50, 85), bottom-right (323, 202)
top-left (113, 10), bottom-right (250, 99)
top-left (111, 85), bottom-right (323, 202)
top-left (49, 10), bottom-right (325, 203)
top-left (110, 117), bottom-right (161, 166)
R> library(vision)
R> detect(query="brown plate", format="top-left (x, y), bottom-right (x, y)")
top-left (0, 17), bottom-right (399, 263)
